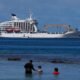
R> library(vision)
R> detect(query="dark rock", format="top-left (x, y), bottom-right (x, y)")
top-left (7, 57), bottom-right (21, 61)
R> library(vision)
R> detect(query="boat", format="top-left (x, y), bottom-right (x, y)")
top-left (0, 13), bottom-right (80, 54)
top-left (0, 13), bottom-right (80, 38)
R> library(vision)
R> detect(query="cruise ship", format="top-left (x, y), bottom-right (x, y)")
top-left (0, 13), bottom-right (80, 54)
top-left (0, 13), bottom-right (80, 38)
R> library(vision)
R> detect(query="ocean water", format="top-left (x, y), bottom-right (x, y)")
top-left (0, 38), bottom-right (80, 80)
top-left (0, 38), bottom-right (80, 62)
top-left (0, 61), bottom-right (80, 80)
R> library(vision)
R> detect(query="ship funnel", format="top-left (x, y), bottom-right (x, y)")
top-left (11, 13), bottom-right (19, 20)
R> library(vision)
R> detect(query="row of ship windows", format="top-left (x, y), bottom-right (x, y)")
top-left (0, 22), bottom-right (36, 32)
top-left (1, 22), bottom-right (33, 27)
top-left (14, 22), bottom-right (32, 27)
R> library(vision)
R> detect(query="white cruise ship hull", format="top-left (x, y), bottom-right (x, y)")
top-left (0, 31), bottom-right (80, 38)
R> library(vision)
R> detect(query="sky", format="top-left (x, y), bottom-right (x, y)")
top-left (0, 0), bottom-right (80, 30)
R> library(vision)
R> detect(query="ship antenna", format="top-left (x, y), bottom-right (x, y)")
top-left (29, 9), bottom-right (33, 20)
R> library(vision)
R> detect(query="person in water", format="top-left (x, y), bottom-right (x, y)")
top-left (53, 67), bottom-right (59, 75)
top-left (24, 60), bottom-right (36, 74)
top-left (37, 65), bottom-right (43, 74)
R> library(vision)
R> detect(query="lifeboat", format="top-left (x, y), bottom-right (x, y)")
top-left (5, 28), bottom-right (13, 33)
top-left (14, 28), bottom-right (20, 33)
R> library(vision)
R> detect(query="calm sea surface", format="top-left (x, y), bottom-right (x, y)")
top-left (0, 61), bottom-right (80, 80)
top-left (0, 38), bottom-right (80, 80)
top-left (0, 38), bottom-right (80, 62)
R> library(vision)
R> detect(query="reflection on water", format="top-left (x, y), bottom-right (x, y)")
top-left (25, 74), bottom-right (33, 80)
